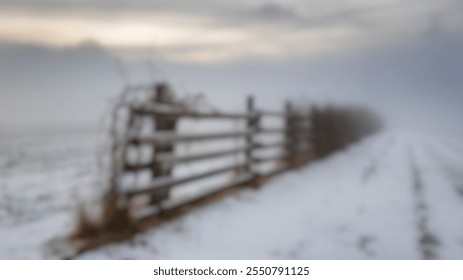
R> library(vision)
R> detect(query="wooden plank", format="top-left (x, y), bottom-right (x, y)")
top-left (258, 128), bottom-right (286, 134)
top-left (245, 96), bottom-right (257, 175)
top-left (253, 141), bottom-right (286, 149)
top-left (149, 84), bottom-right (177, 202)
top-left (125, 163), bottom-right (248, 197)
top-left (253, 154), bottom-right (288, 163)
top-left (132, 105), bottom-right (287, 120)
top-left (130, 131), bottom-right (252, 145)
top-left (285, 101), bottom-right (297, 168)
top-left (132, 105), bottom-right (255, 120)
top-left (124, 147), bottom-right (250, 171)
top-left (259, 127), bottom-right (310, 134)
top-left (259, 110), bottom-right (287, 118)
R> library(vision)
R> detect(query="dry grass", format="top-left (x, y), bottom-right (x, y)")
top-left (70, 192), bottom-right (135, 240)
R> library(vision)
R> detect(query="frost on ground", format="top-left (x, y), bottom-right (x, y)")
top-left (1, 128), bottom-right (463, 259)
top-left (80, 129), bottom-right (463, 260)
top-left (0, 128), bottom-right (107, 259)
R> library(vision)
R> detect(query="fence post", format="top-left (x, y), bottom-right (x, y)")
top-left (150, 83), bottom-right (177, 203)
top-left (285, 101), bottom-right (297, 169)
top-left (246, 96), bottom-right (260, 186)
top-left (304, 110), bottom-right (313, 165)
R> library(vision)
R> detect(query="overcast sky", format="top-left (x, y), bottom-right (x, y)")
top-left (1, 0), bottom-right (462, 62)
top-left (0, 0), bottom-right (462, 132)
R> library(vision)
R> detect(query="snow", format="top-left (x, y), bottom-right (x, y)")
top-left (0, 128), bottom-right (106, 259)
top-left (79, 129), bottom-right (463, 259)
top-left (1, 128), bottom-right (463, 259)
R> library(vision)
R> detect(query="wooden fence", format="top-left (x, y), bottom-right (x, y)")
top-left (110, 83), bottom-right (314, 218)
top-left (68, 83), bottom-right (381, 256)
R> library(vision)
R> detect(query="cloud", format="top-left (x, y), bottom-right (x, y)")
top-left (0, 0), bottom-right (462, 64)
top-left (252, 2), bottom-right (301, 21)
top-left (0, 16), bottom-right (462, 130)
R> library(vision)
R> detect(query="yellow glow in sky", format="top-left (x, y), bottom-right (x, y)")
top-left (0, 11), bottom-right (247, 47)
top-left (0, 9), bottom-right (362, 63)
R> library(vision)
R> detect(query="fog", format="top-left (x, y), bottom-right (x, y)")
top-left (0, 33), bottom-right (462, 135)
top-left (1, 0), bottom-right (463, 260)
top-left (0, 0), bottom-right (461, 132)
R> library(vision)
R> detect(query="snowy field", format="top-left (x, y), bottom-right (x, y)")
top-left (1, 127), bottom-right (463, 259)
top-left (0, 128), bottom-right (108, 259)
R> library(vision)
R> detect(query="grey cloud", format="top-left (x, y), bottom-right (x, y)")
top-left (0, 0), bottom-right (227, 14)
top-left (0, 0), bottom-right (394, 29)
top-left (2, 0), bottom-right (460, 38)
top-left (425, 13), bottom-right (446, 38)
top-left (252, 2), bottom-right (301, 21)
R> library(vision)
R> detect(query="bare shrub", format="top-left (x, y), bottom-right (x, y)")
top-left (309, 106), bottom-right (382, 158)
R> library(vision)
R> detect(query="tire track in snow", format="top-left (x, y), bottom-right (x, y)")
top-left (425, 142), bottom-right (463, 199)
top-left (408, 149), bottom-right (440, 259)
top-left (362, 137), bottom-right (395, 183)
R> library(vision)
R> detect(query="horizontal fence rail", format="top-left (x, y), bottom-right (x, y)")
top-left (253, 141), bottom-right (287, 149)
top-left (132, 105), bottom-right (290, 119)
top-left (132, 105), bottom-right (255, 120)
top-left (130, 131), bottom-right (252, 145)
top-left (125, 163), bottom-right (249, 197)
top-left (124, 147), bottom-right (251, 171)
